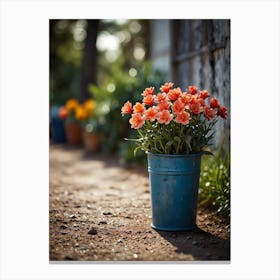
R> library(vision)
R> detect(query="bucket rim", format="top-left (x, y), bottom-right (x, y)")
top-left (146, 151), bottom-right (201, 158)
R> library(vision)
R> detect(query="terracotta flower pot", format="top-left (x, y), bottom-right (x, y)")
top-left (65, 122), bottom-right (83, 146)
top-left (83, 131), bottom-right (101, 153)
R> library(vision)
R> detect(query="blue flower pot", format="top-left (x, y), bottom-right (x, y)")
top-left (50, 106), bottom-right (66, 144)
top-left (147, 152), bottom-right (201, 231)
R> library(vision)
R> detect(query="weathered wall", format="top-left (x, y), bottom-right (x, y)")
top-left (150, 20), bottom-right (172, 80)
top-left (151, 19), bottom-right (230, 153)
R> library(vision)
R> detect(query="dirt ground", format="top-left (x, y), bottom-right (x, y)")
top-left (49, 144), bottom-right (230, 262)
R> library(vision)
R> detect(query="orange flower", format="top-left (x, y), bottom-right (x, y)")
top-left (160, 82), bottom-right (174, 93)
top-left (217, 106), bottom-right (228, 119)
top-left (198, 98), bottom-right (206, 107)
top-left (58, 106), bottom-right (68, 120)
top-left (143, 94), bottom-right (155, 106)
top-left (129, 113), bottom-right (145, 129)
top-left (144, 107), bottom-right (158, 121)
top-left (75, 105), bottom-right (87, 121)
top-left (133, 102), bottom-right (145, 114)
top-left (210, 98), bottom-right (219, 108)
top-left (141, 87), bottom-right (154, 97)
top-left (156, 100), bottom-right (170, 111)
top-left (180, 93), bottom-right (192, 105)
top-left (168, 88), bottom-right (182, 101)
top-left (155, 92), bottom-right (168, 103)
top-left (65, 98), bottom-right (79, 112)
top-left (204, 106), bottom-right (215, 120)
top-left (190, 100), bottom-right (202, 115)
top-left (157, 110), bottom-right (173, 124)
top-left (175, 111), bottom-right (190, 125)
top-left (84, 99), bottom-right (96, 117)
top-left (172, 99), bottom-right (185, 114)
top-left (121, 101), bottom-right (133, 115)
top-left (199, 90), bottom-right (210, 99)
top-left (188, 86), bottom-right (198, 95)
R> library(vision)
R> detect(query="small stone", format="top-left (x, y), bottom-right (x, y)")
top-left (69, 214), bottom-right (76, 219)
top-left (102, 211), bottom-right (112, 215)
top-left (137, 230), bottom-right (141, 234)
top-left (133, 253), bottom-right (138, 258)
top-left (75, 205), bottom-right (81, 208)
top-left (145, 230), bottom-right (152, 234)
top-left (88, 227), bottom-right (98, 235)
top-left (87, 204), bottom-right (92, 209)
top-left (116, 239), bottom-right (123, 244)
top-left (192, 241), bottom-right (198, 245)
top-left (98, 221), bottom-right (107, 225)
top-left (74, 243), bottom-right (79, 247)
top-left (81, 245), bottom-right (87, 250)
top-left (187, 236), bottom-right (192, 240)
top-left (60, 225), bottom-right (68, 229)
top-left (73, 224), bottom-right (79, 227)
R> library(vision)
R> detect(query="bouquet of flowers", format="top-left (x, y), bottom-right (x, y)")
top-left (121, 82), bottom-right (227, 155)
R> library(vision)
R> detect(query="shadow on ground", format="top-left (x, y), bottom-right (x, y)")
top-left (156, 227), bottom-right (230, 260)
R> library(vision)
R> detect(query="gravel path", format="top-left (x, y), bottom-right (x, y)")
top-left (49, 145), bottom-right (230, 261)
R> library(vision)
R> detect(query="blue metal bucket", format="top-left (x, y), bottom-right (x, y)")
top-left (147, 152), bottom-right (201, 231)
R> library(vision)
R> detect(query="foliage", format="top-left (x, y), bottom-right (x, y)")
top-left (121, 84), bottom-right (228, 155)
top-left (88, 61), bottom-right (165, 154)
top-left (199, 151), bottom-right (230, 217)
top-left (50, 20), bottom-right (84, 106)
top-left (118, 138), bottom-right (146, 167)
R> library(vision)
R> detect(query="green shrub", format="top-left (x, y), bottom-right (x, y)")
top-left (199, 151), bottom-right (230, 217)
top-left (88, 61), bottom-right (165, 160)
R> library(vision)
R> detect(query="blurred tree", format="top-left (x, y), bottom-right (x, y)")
top-left (49, 19), bottom-right (99, 105)
top-left (81, 20), bottom-right (99, 102)
top-left (97, 20), bottom-right (151, 85)
top-left (49, 19), bottom-right (83, 105)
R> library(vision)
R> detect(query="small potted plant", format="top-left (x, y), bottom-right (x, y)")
top-left (59, 98), bottom-right (84, 146)
top-left (81, 99), bottom-right (102, 153)
top-left (121, 82), bottom-right (228, 231)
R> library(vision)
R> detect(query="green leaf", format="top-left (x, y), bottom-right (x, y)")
top-left (174, 136), bottom-right (181, 142)
top-left (124, 138), bottom-right (142, 142)
top-left (184, 135), bottom-right (192, 150)
top-left (166, 140), bottom-right (173, 146)
top-left (133, 146), bottom-right (141, 157)
top-left (201, 150), bottom-right (214, 156)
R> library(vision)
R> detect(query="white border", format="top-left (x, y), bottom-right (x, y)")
top-left (0, 0), bottom-right (279, 280)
